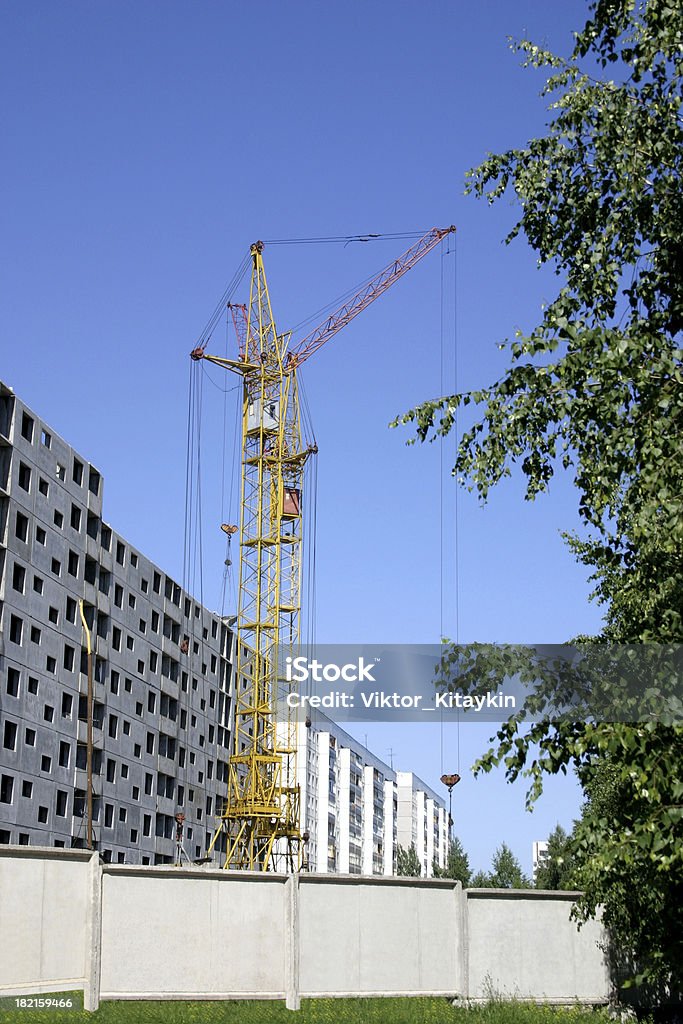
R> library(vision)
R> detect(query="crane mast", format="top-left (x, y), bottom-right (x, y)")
top-left (194, 226), bottom-right (455, 871)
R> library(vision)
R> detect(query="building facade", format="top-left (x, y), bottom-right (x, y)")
top-left (0, 382), bottom-right (233, 863)
top-left (532, 840), bottom-right (549, 883)
top-left (395, 770), bottom-right (448, 876)
top-left (295, 716), bottom-right (448, 876)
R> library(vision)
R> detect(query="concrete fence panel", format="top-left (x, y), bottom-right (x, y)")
top-left (298, 876), bottom-right (462, 998)
top-left (0, 848), bottom-right (99, 1007)
top-left (99, 868), bottom-right (289, 1001)
top-left (465, 890), bottom-right (609, 1003)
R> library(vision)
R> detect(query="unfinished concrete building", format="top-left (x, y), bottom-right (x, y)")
top-left (0, 382), bottom-right (233, 863)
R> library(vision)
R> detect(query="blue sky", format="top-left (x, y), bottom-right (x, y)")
top-left (2, 0), bottom-right (602, 873)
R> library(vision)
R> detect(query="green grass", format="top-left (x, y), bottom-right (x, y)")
top-left (0, 996), bottom-right (615, 1024)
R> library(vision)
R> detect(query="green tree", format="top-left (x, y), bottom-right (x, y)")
top-left (395, 0), bottom-right (682, 996)
top-left (490, 842), bottom-right (531, 889)
top-left (433, 836), bottom-right (471, 886)
top-left (467, 844), bottom-right (530, 888)
top-left (396, 843), bottom-right (422, 877)
top-left (535, 825), bottom-right (577, 890)
top-left (572, 753), bottom-right (683, 1001)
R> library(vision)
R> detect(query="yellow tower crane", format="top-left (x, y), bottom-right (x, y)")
top-left (193, 225), bottom-right (455, 871)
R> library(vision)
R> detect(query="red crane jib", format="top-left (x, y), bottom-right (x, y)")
top-left (285, 225), bottom-right (456, 370)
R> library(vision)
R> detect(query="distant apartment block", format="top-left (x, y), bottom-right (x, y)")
top-left (0, 382), bottom-right (233, 863)
top-left (295, 716), bottom-right (448, 875)
top-left (532, 840), bottom-right (549, 882)
top-left (395, 770), bottom-right (448, 875)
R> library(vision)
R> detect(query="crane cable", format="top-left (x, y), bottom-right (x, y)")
top-left (263, 231), bottom-right (432, 342)
top-left (297, 375), bottom-right (318, 713)
top-left (180, 357), bottom-right (200, 809)
top-left (439, 232), bottom-right (460, 778)
top-left (219, 370), bottom-right (241, 620)
top-left (186, 348), bottom-right (230, 847)
top-left (217, 300), bottom-right (242, 616)
top-left (182, 254), bottom-right (250, 843)
top-left (262, 231), bottom-right (426, 246)
top-left (287, 250), bottom-right (425, 339)
top-left (193, 253), bottom-right (250, 353)
top-left (185, 248), bottom-right (255, 622)
top-left (452, 235), bottom-right (461, 778)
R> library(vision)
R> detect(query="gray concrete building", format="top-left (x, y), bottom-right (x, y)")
top-left (0, 381), bottom-right (233, 863)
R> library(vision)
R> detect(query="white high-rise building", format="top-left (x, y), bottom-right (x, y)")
top-left (294, 716), bottom-right (448, 876)
top-left (396, 770), bottom-right (448, 876)
top-left (532, 840), bottom-right (549, 882)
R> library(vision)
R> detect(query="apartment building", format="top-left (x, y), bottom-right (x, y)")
top-left (295, 715), bottom-right (448, 876)
top-left (0, 382), bottom-right (233, 863)
top-left (532, 840), bottom-right (549, 883)
top-left (395, 770), bottom-right (448, 876)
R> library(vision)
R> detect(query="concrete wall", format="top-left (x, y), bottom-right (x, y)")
top-left (0, 849), bottom-right (610, 1011)
top-left (298, 875), bottom-right (461, 998)
top-left (465, 889), bottom-right (609, 1003)
top-left (100, 869), bottom-right (290, 1001)
top-left (0, 848), bottom-right (100, 1010)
